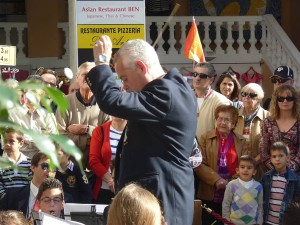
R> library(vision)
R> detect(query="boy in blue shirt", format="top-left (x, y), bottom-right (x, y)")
top-left (0, 128), bottom-right (32, 202)
top-left (54, 146), bottom-right (92, 203)
top-left (261, 141), bottom-right (300, 225)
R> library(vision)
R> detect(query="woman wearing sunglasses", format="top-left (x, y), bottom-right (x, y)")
top-left (260, 85), bottom-right (300, 173)
top-left (234, 83), bottom-right (270, 180)
top-left (215, 71), bottom-right (243, 109)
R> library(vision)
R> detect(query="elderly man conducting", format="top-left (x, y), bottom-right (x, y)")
top-left (86, 36), bottom-right (197, 225)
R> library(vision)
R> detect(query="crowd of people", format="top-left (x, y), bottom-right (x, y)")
top-left (0, 35), bottom-right (299, 225)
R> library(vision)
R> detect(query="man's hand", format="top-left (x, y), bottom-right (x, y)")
top-left (94, 35), bottom-right (113, 65)
top-left (67, 124), bottom-right (87, 135)
top-left (215, 178), bottom-right (228, 191)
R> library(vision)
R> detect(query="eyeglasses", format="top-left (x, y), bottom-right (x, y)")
top-left (216, 117), bottom-right (231, 124)
top-left (271, 77), bottom-right (289, 84)
top-left (39, 162), bottom-right (50, 171)
top-left (35, 67), bottom-right (57, 76)
top-left (192, 72), bottom-right (210, 79)
top-left (241, 92), bottom-right (258, 99)
top-left (40, 197), bottom-right (63, 205)
top-left (277, 96), bottom-right (295, 102)
top-left (44, 81), bottom-right (57, 88)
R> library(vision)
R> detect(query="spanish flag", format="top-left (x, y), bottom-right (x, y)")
top-left (184, 18), bottom-right (206, 62)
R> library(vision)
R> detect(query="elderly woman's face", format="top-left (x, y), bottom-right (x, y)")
top-left (241, 89), bottom-right (260, 110)
top-left (216, 111), bottom-right (235, 136)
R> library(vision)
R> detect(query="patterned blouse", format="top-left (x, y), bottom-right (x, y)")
top-left (259, 117), bottom-right (300, 171)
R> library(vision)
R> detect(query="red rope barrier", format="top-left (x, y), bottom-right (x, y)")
top-left (201, 203), bottom-right (236, 225)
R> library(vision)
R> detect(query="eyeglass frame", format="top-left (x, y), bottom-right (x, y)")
top-left (39, 196), bottom-right (63, 205)
top-left (277, 96), bottom-right (295, 102)
top-left (38, 162), bottom-right (50, 171)
top-left (241, 91), bottom-right (258, 99)
top-left (192, 72), bottom-right (211, 79)
top-left (216, 117), bottom-right (232, 124)
top-left (44, 81), bottom-right (57, 88)
top-left (270, 76), bottom-right (290, 84)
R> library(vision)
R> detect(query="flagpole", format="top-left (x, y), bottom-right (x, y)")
top-left (152, 3), bottom-right (181, 48)
top-left (192, 16), bottom-right (195, 70)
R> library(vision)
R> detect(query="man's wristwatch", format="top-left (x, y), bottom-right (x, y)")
top-left (85, 125), bottom-right (89, 134)
top-left (94, 55), bottom-right (109, 64)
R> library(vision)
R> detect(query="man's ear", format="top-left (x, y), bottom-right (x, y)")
top-left (136, 60), bottom-right (147, 74)
top-left (19, 139), bottom-right (24, 147)
top-left (31, 165), bottom-right (35, 173)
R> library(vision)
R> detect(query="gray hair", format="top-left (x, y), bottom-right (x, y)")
top-left (77, 61), bottom-right (95, 75)
top-left (241, 83), bottom-right (264, 100)
top-left (194, 62), bottom-right (215, 77)
top-left (27, 74), bottom-right (45, 83)
top-left (114, 39), bottom-right (160, 70)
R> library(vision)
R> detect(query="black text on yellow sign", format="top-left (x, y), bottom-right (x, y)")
top-left (78, 24), bottom-right (145, 49)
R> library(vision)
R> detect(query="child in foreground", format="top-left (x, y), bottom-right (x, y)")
top-left (261, 141), bottom-right (300, 225)
top-left (107, 183), bottom-right (167, 225)
top-left (222, 155), bottom-right (263, 225)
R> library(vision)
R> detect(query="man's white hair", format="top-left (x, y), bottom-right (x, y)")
top-left (114, 39), bottom-right (160, 70)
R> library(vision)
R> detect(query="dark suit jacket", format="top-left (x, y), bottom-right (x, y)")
top-left (87, 65), bottom-right (197, 225)
top-left (0, 185), bottom-right (30, 218)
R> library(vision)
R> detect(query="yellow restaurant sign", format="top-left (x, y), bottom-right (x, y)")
top-left (78, 24), bottom-right (145, 49)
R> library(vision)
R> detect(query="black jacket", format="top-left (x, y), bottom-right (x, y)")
top-left (87, 65), bottom-right (197, 225)
top-left (0, 185), bottom-right (30, 218)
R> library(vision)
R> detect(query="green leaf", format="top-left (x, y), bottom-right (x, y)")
top-left (24, 91), bottom-right (40, 108)
top-left (40, 95), bottom-right (53, 113)
top-left (0, 157), bottom-right (16, 170)
top-left (0, 108), bottom-right (9, 121)
top-left (0, 83), bottom-right (20, 109)
top-left (49, 134), bottom-right (83, 171)
top-left (45, 87), bottom-right (68, 113)
top-left (0, 121), bottom-right (60, 169)
top-left (25, 129), bottom-right (60, 167)
top-left (17, 80), bottom-right (46, 90)
top-left (0, 81), bottom-right (82, 171)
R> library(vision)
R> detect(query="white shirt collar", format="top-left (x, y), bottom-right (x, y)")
top-left (30, 181), bottom-right (39, 197)
top-left (67, 160), bottom-right (74, 171)
top-left (59, 160), bottom-right (74, 172)
top-left (4, 152), bottom-right (28, 164)
top-left (238, 178), bottom-right (254, 189)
